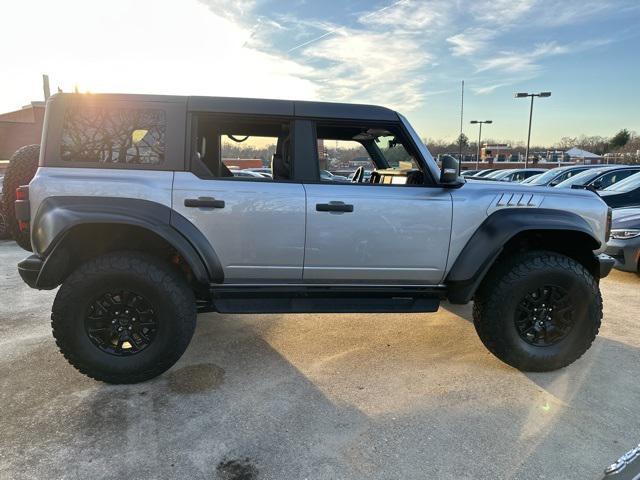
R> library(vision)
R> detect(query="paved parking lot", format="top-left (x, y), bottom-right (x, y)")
top-left (1, 239), bottom-right (639, 480)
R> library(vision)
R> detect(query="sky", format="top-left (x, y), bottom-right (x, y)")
top-left (1, 0), bottom-right (639, 145)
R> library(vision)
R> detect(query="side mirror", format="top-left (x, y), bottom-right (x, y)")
top-left (440, 155), bottom-right (460, 185)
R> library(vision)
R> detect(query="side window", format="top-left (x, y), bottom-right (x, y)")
top-left (598, 170), bottom-right (638, 188)
top-left (315, 124), bottom-right (424, 185)
top-left (193, 117), bottom-right (291, 181)
top-left (317, 139), bottom-right (375, 182)
top-left (60, 106), bottom-right (165, 165)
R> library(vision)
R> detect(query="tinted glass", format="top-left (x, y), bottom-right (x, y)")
top-left (597, 169), bottom-right (639, 189)
top-left (61, 107), bottom-right (166, 165)
top-left (604, 172), bottom-right (640, 192)
top-left (554, 169), bottom-right (607, 188)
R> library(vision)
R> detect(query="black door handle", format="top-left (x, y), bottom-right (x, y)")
top-left (184, 197), bottom-right (225, 209)
top-left (316, 202), bottom-right (354, 213)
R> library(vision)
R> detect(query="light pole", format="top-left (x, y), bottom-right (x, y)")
top-left (515, 92), bottom-right (551, 168)
top-left (470, 120), bottom-right (492, 169)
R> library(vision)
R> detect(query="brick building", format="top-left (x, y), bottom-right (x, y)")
top-left (0, 102), bottom-right (45, 159)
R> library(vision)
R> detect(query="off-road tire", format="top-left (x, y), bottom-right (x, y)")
top-left (2, 144), bottom-right (40, 251)
top-left (0, 209), bottom-right (9, 239)
top-left (473, 250), bottom-right (602, 372)
top-left (51, 251), bottom-right (197, 384)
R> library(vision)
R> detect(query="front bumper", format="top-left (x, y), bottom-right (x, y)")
top-left (605, 238), bottom-right (640, 273)
top-left (17, 254), bottom-right (44, 289)
top-left (598, 253), bottom-right (615, 278)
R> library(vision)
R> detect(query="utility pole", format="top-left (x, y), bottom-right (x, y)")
top-left (42, 74), bottom-right (51, 100)
top-left (515, 92), bottom-right (551, 168)
top-left (470, 120), bottom-right (492, 170)
top-left (459, 80), bottom-right (464, 159)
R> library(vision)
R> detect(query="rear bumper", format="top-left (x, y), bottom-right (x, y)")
top-left (17, 254), bottom-right (43, 289)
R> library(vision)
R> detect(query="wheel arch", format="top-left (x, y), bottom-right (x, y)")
top-left (31, 196), bottom-right (223, 289)
top-left (446, 208), bottom-right (601, 304)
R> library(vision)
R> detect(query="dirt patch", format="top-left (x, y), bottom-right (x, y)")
top-left (216, 458), bottom-right (258, 480)
top-left (167, 363), bottom-right (225, 394)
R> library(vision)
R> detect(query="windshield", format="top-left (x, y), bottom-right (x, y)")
top-left (604, 171), bottom-right (640, 192)
top-left (527, 168), bottom-right (562, 185)
top-left (490, 170), bottom-right (513, 180)
top-left (521, 174), bottom-right (541, 184)
top-left (399, 114), bottom-right (440, 180)
top-left (555, 169), bottom-right (607, 188)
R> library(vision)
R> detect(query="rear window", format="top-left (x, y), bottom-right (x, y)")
top-left (60, 107), bottom-right (166, 165)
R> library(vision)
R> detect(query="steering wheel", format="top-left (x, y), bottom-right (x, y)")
top-left (351, 166), bottom-right (365, 183)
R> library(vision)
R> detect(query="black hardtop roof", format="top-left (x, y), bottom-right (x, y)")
top-left (50, 92), bottom-right (399, 122)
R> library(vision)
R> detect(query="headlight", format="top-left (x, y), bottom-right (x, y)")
top-left (610, 229), bottom-right (640, 240)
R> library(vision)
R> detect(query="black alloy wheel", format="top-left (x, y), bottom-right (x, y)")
top-left (514, 285), bottom-right (576, 347)
top-left (84, 290), bottom-right (158, 356)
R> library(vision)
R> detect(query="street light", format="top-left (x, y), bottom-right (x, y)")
top-left (470, 120), bottom-right (493, 169)
top-left (515, 92), bottom-right (551, 167)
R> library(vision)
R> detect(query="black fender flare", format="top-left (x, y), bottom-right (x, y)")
top-left (445, 208), bottom-right (600, 304)
top-left (31, 196), bottom-right (223, 288)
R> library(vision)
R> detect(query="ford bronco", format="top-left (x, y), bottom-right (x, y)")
top-left (14, 93), bottom-right (614, 383)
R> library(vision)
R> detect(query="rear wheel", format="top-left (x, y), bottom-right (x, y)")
top-left (2, 144), bottom-right (40, 251)
top-left (473, 250), bottom-right (602, 371)
top-left (0, 209), bottom-right (9, 239)
top-left (51, 251), bottom-right (197, 384)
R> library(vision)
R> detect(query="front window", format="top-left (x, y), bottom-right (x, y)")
top-left (315, 123), bottom-right (425, 185)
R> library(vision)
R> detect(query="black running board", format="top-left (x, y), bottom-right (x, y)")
top-left (202, 285), bottom-right (444, 314)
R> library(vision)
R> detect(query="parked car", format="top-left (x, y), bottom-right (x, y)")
top-left (482, 169), bottom-right (508, 179)
top-left (471, 169), bottom-right (499, 177)
top-left (15, 92), bottom-right (613, 384)
top-left (605, 207), bottom-right (640, 274)
top-left (491, 168), bottom-right (547, 183)
top-left (520, 173), bottom-right (542, 184)
top-left (232, 169), bottom-right (266, 179)
top-left (525, 165), bottom-right (603, 187)
top-left (320, 169), bottom-right (349, 182)
top-left (461, 170), bottom-right (479, 177)
top-left (555, 166), bottom-right (640, 190)
top-left (246, 167), bottom-right (273, 178)
top-left (599, 172), bottom-right (640, 208)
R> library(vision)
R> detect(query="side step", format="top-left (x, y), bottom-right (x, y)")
top-left (201, 285), bottom-right (445, 314)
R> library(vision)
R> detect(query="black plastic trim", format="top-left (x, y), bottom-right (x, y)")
top-left (29, 196), bottom-right (223, 288)
top-left (17, 254), bottom-right (42, 288)
top-left (208, 285), bottom-right (444, 313)
top-left (446, 208), bottom-right (601, 304)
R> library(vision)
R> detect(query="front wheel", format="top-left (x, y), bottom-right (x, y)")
top-left (51, 252), bottom-right (197, 383)
top-left (473, 250), bottom-right (602, 372)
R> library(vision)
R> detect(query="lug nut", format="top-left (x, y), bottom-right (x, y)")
top-left (118, 327), bottom-right (123, 332)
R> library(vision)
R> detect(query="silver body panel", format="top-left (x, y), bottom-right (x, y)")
top-left (303, 183), bottom-right (452, 284)
top-left (447, 181), bottom-right (609, 276)
top-left (172, 173), bottom-right (306, 282)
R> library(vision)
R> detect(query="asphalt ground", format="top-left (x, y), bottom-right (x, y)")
top-left (1, 239), bottom-right (638, 480)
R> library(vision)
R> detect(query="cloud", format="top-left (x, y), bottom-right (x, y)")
top-left (447, 28), bottom-right (496, 56)
top-left (299, 29), bottom-right (432, 110)
top-left (359, 0), bottom-right (450, 31)
top-left (472, 83), bottom-right (511, 95)
top-left (468, 0), bottom-right (536, 23)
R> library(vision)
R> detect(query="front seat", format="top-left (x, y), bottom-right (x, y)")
top-left (271, 134), bottom-right (291, 180)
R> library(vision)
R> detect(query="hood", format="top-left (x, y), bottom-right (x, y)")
top-left (612, 209), bottom-right (640, 229)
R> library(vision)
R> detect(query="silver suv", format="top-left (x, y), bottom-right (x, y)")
top-left (14, 93), bottom-right (614, 384)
